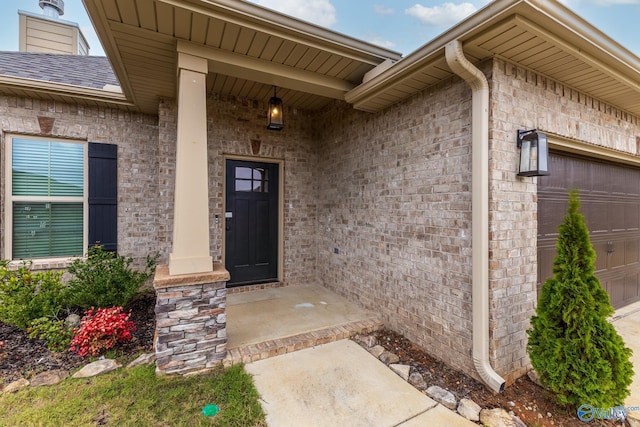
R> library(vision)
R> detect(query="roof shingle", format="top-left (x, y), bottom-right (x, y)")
top-left (0, 52), bottom-right (118, 90)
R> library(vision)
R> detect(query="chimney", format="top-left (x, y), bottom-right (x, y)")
top-left (19, 0), bottom-right (90, 55)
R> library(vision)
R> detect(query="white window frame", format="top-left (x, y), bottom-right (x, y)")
top-left (4, 134), bottom-right (89, 261)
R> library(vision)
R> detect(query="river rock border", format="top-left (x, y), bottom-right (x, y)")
top-left (353, 334), bottom-right (528, 426)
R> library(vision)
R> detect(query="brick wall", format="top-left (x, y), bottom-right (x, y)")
top-left (315, 80), bottom-right (479, 379)
top-left (158, 94), bottom-right (318, 285)
top-left (0, 95), bottom-right (159, 266)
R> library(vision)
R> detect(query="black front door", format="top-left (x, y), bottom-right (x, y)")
top-left (225, 159), bottom-right (279, 286)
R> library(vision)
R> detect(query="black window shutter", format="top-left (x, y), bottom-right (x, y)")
top-left (88, 143), bottom-right (117, 252)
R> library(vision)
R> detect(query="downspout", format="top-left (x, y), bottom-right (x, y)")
top-left (444, 40), bottom-right (505, 393)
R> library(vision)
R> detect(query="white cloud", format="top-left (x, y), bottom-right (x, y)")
top-left (405, 2), bottom-right (477, 27)
top-left (374, 5), bottom-right (395, 15)
top-left (249, 0), bottom-right (337, 27)
top-left (366, 36), bottom-right (397, 49)
top-left (591, 0), bottom-right (640, 4)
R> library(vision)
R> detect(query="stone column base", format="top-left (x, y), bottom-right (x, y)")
top-left (153, 263), bottom-right (229, 375)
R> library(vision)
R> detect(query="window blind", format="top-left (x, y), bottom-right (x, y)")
top-left (11, 138), bottom-right (84, 259)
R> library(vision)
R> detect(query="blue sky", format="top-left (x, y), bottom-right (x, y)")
top-left (1, 0), bottom-right (638, 58)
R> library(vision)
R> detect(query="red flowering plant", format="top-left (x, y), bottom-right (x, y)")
top-left (69, 307), bottom-right (136, 357)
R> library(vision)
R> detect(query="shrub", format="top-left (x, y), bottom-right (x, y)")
top-left (27, 317), bottom-right (73, 352)
top-left (527, 190), bottom-right (633, 408)
top-left (66, 245), bottom-right (158, 310)
top-left (69, 307), bottom-right (136, 357)
top-left (0, 261), bottom-right (67, 329)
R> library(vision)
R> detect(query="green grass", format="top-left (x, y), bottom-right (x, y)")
top-left (0, 364), bottom-right (265, 426)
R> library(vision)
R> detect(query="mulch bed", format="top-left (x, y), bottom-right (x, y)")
top-left (0, 293), bottom-right (156, 385)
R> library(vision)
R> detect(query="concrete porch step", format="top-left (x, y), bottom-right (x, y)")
top-left (224, 316), bottom-right (383, 366)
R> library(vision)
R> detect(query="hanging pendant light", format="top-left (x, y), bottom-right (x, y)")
top-left (267, 86), bottom-right (284, 131)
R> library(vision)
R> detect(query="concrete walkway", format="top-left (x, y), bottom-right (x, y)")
top-left (229, 285), bottom-right (473, 426)
top-left (246, 340), bottom-right (475, 427)
top-left (232, 285), bottom-right (640, 425)
top-left (611, 300), bottom-right (640, 421)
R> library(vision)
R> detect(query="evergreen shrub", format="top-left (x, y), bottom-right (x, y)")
top-left (527, 190), bottom-right (633, 408)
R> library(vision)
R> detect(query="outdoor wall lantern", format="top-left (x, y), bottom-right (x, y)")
top-left (517, 129), bottom-right (549, 176)
top-left (267, 86), bottom-right (284, 130)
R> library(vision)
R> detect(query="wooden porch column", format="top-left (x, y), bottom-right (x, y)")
top-left (169, 53), bottom-right (212, 275)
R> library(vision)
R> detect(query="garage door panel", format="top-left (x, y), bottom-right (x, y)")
top-left (626, 204), bottom-right (640, 230)
top-left (592, 241), bottom-right (608, 272)
top-left (539, 156), bottom-right (567, 189)
top-left (538, 152), bottom-right (640, 309)
top-left (625, 272), bottom-right (640, 299)
top-left (608, 239), bottom-right (626, 269)
top-left (537, 245), bottom-right (557, 291)
top-left (622, 168), bottom-right (640, 196)
top-left (610, 203), bottom-right (626, 231)
top-left (607, 275), bottom-right (625, 307)
top-left (584, 200), bottom-right (608, 233)
top-left (538, 199), bottom-right (565, 238)
top-left (591, 161), bottom-right (612, 194)
top-left (625, 239), bottom-right (639, 265)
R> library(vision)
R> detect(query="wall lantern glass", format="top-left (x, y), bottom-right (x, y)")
top-left (267, 86), bottom-right (284, 131)
top-left (517, 129), bottom-right (549, 176)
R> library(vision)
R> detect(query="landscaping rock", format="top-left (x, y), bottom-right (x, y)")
top-left (389, 364), bottom-right (410, 381)
top-left (2, 378), bottom-right (29, 393)
top-left (72, 359), bottom-right (121, 378)
top-left (379, 350), bottom-right (400, 365)
top-left (457, 398), bottom-right (481, 421)
top-left (65, 314), bottom-right (81, 329)
top-left (480, 408), bottom-right (518, 427)
top-left (511, 414), bottom-right (527, 427)
top-left (368, 345), bottom-right (385, 358)
top-left (426, 385), bottom-right (457, 410)
top-left (408, 371), bottom-right (427, 389)
top-left (628, 415), bottom-right (640, 427)
top-left (30, 370), bottom-right (68, 387)
top-left (356, 335), bottom-right (377, 348)
top-left (127, 353), bottom-right (156, 368)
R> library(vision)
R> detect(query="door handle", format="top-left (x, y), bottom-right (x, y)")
top-left (607, 241), bottom-right (615, 255)
top-left (225, 212), bottom-right (232, 231)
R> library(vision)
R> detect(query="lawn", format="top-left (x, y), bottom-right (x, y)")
top-left (0, 364), bottom-right (266, 426)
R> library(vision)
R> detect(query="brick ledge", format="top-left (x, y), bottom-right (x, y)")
top-left (223, 317), bottom-right (383, 367)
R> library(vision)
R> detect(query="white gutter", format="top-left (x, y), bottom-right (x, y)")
top-left (444, 39), bottom-right (505, 393)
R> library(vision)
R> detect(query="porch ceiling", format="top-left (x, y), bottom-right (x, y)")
top-left (346, 0), bottom-right (640, 116)
top-left (82, 0), bottom-right (402, 114)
